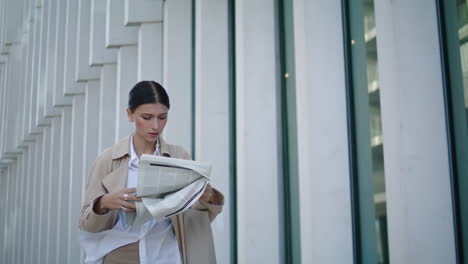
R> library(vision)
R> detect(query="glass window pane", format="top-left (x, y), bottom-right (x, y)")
top-left (364, 0), bottom-right (389, 263)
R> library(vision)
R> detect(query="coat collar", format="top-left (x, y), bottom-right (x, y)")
top-left (111, 134), bottom-right (172, 160)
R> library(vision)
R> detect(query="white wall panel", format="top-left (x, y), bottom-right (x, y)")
top-left (76, 0), bottom-right (100, 81)
top-left (90, 0), bottom-right (118, 65)
top-left (63, 0), bottom-right (85, 95)
top-left (38, 126), bottom-right (52, 263)
top-left (31, 133), bottom-right (43, 263)
top-left (84, 80), bottom-right (101, 177)
top-left (47, 117), bottom-right (62, 263)
top-left (52, 0), bottom-right (72, 106)
top-left (235, 1), bottom-right (283, 262)
top-left (193, 1), bottom-right (231, 263)
top-left (293, 0), bottom-right (354, 263)
top-left (43, 0), bottom-right (59, 117)
top-left (163, 0), bottom-right (193, 152)
top-left (106, 0), bottom-right (138, 48)
top-left (124, 0), bottom-right (163, 25)
top-left (116, 46), bottom-right (137, 140)
top-left (28, 5), bottom-right (43, 134)
top-left (375, 1), bottom-right (457, 263)
top-left (99, 64), bottom-right (118, 150)
top-left (68, 94), bottom-right (86, 264)
top-left (35, 0), bottom-right (50, 127)
top-left (138, 23), bottom-right (163, 81)
top-left (57, 106), bottom-right (73, 264)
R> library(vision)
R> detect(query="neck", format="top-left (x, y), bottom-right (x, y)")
top-left (133, 133), bottom-right (156, 157)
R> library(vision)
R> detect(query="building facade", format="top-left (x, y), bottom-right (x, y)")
top-left (0, 0), bottom-right (467, 263)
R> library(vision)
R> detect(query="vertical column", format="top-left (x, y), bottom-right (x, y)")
top-left (68, 93), bottom-right (85, 264)
top-left (90, 0), bottom-right (117, 66)
top-left (26, 140), bottom-right (37, 264)
top-left (193, 0), bottom-right (231, 263)
top-left (22, 13), bottom-right (35, 142)
top-left (106, 0), bottom-right (138, 48)
top-left (235, 1), bottom-right (283, 262)
top-left (57, 106), bottom-right (72, 264)
top-left (3, 166), bottom-right (12, 263)
top-left (107, 0), bottom-right (138, 140)
top-left (63, 0), bottom-right (85, 95)
top-left (38, 126), bottom-right (52, 264)
top-left (292, 0), bottom-right (354, 262)
top-left (28, 3), bottom-right (43, 135)
top-left (24, 142), bottom-right (35, 264)
top-left (116, 46), bottom-right (137, 140)
top-left (43, 0), bottom-right (59, 117)
top-left (138, 23), bottom-right (163, 81)
top-left (0, 167), bottom-right (5, 262)
top-left (375, 1), bottom-right (456, 263)
top-left (163, 0), bottom-right (193, 151)
top-left (30, 133), bottom-right (43, 264)
top-left (99, 64), bottom-right (118, 150)
top-left (35, 0), bottom-right (51, 127)
top-left (11, 156), bottom-right (20, 263)
top-left (84, 81), bottom-right (100, 174)
top-left (52, 0), bottom-right (72, 106)
top-left (46, 117), bottom-right (62, 264)
top-left (76, 0), bottom-right (100, 82)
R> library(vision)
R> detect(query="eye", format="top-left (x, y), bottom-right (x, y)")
top-left (159, 115), bottom-right (167, 120)
top-left (142, 115), bottom-right (152, 120)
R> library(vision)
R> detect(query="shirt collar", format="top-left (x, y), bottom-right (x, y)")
top-left (129, 135), bottom-right (160, 165)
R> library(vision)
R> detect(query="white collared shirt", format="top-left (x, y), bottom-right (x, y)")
top-left (78, 135), bottom-right (182, 264)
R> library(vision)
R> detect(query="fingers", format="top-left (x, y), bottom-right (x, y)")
top-left (120, 206), bottom-right (136, 212)
top-left (121, 201), bottom-right (137, 210)
top-left (123, 188), bottom-right (137, 193)
top-left (123, 194), bottom-right (142, 202)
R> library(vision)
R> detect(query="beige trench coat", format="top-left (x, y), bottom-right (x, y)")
top-left (80, 136), bottom-right (224, 263)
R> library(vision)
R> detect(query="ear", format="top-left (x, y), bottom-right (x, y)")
top-left (127, 108), bottom-right (134, 122)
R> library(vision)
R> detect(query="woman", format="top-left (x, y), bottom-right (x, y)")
top-left (79, 81), bottom-right (224, 264)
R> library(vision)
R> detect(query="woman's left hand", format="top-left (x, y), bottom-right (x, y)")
top-left (199, 184), bottom-right (222, 205)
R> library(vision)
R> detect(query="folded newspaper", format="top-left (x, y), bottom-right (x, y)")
top-left (126, 154), bottom-right (212, 226)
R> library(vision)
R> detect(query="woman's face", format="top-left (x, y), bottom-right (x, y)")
top-left (127, 103), bottom-right (168, 144)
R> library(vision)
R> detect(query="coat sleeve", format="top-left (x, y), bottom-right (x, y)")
top-left (177, 146), bottom-right (225, 222)
top-left (79, 151), bottom-right (119, 232)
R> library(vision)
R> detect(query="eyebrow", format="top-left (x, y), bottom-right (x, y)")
top-left (141, 112), bottom-right (168, 115)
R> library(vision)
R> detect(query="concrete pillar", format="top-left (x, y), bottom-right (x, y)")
top-left (76, 0), bottom-right (100, 82)
top-left (163, 0), bottom-right (193, 152)
top-left (38, 126), bottom-right (52, 263)
top-left (90, 0), bottom-right (117, 66)
top-left (30, 133), bottom-right (43, 263)
top-left (99, 64), bottom-right (118, 150)
top-left (84, 80), bottom-right (101, 174)
top-left (46, 117), bottom-right (62, 263)
top-left (138, 23), bottom-right (163, 81)
top-left (116, 46), bottom-right (137, 140)
top-left (106, 0), bottom-right (138, 48)
top-left (52, 0), bottom-right (73, 107)
top-left (35, 0), bottom-right (51, 127)
top-left (57, 106), bottom-right (73, 263)
top-left (235, 1), bottom-right (283, 262)
top-left (375, 1), bottom-right (456, 262)
top-left (63, 0), bottom-right (85, 95)
top-left (193, 1), bottom-right (231, 263)
top-left (293, 0), bottom-right (354, 262)
top-left (68, 93), bottom-right (85, 264)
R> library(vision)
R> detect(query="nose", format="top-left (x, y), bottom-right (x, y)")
top-left (151, 119), bottom-right (159, 131)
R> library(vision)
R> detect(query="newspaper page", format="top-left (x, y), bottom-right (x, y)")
top-left (126, 155), bottom-right (211, 226)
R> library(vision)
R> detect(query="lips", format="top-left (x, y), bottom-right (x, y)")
top-left (148, 132), bottom-right (159, 137)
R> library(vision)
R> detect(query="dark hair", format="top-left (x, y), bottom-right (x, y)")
top-left (128, 81), bottom-right (170, 112)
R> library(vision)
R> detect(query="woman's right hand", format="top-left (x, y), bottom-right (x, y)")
top-left (93, 188), bottom-right (142, 215)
